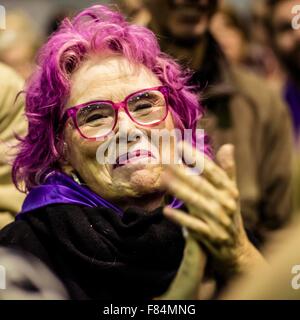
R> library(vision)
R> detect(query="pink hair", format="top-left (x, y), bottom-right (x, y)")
top-left (13, 5), bottom-right (209, 191)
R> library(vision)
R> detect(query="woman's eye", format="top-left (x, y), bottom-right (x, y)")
top-left (133, 103), bottom-right (152, 112)
top-left (85, 113), bottom-right (105, 123)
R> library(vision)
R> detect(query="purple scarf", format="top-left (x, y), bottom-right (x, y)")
top-left (284, 79), bottom-right (300, 139)
top-left (17, 171), bottom-right (182, 219)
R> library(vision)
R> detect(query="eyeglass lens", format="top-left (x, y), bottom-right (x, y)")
top-left (76, 89), bottom-right (167, 138)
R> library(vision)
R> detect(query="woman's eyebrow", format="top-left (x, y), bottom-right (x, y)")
top-left (71, 94), bottom-right (114, 106)
top-left (82, 91), bottom-right (127, 103)
top-left (72, 86), bottom-right (155, 106)
top-left (85, 96), bottom-right (112, 102)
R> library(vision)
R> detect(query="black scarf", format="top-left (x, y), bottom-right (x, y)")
top-left (0, 204), bottom-right (185, 300)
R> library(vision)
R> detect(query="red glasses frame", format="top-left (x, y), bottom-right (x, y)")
top-left (63, 85), bottom-right (170, 141)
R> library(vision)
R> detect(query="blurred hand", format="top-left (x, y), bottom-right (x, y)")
top-left (162, 142), bottom-right (266, 277)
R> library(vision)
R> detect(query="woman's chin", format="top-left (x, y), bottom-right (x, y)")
top-left (131, 170), bottom-right (162, 191)
top-left (112, 163), bottom-right (164, 194)
top-left (113, 162), bottom-right (161, 177)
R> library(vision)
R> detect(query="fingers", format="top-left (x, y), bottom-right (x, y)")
top-left (166, 164), bottom-right (237, 214)
top-left (162, 141), bottom-right (240, 249)
top-left (180, 141), bottom-right (238, 198)
top-left (162, 171), bottom-right (232, 228)
top-left (163, 207), bottom-right (231, 244)
top-left (216, 144), bottom-right (236, 183)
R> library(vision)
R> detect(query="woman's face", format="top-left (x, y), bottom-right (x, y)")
top-left (210, 12), bottom-right (245, 64)
top-left (62, 55), bottom-right (176, 203)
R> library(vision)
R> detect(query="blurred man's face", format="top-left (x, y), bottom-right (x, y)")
top-left (272, 0), bottom-right (300, 80)
top-left (165, 0), bottom-right (213, 41)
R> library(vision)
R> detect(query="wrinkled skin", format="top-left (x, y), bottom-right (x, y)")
top-left (162, 143), bottom-right (266, 277)
top-left (62, 54), bottom-right (265, 291)
top-left (62, 55), bottom-right (176, 210)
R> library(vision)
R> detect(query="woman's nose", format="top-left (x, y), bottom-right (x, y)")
top-left (118, 110), bottom-right (136, 131)
top-left (115, 111), bottom-right (143, 144)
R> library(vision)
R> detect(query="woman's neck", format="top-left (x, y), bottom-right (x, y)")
top-left (115, 191), bottom-right (166, 212)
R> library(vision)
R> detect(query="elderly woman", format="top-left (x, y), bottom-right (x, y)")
top-left (0, 5), bottom-right (265, 300)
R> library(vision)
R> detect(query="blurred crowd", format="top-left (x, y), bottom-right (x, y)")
top-left (1, 0), bottom-right (300, 299)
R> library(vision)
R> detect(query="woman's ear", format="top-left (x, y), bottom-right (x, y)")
top-left (59, 142), bottom-right (69, 164)
top-left (60, 142), bottom-right (74, 175)
top-left (59, 144), bottom-right (82, 184)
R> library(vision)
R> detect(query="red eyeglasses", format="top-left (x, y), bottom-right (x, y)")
top-left (63, 86), bottom-right (170, 141)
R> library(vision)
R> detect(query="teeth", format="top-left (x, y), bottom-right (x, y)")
top-left (114, 150), bottom-right (155, 169)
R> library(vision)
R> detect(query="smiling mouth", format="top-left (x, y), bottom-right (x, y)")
top-left (113, 150), bottom-right (156, 169)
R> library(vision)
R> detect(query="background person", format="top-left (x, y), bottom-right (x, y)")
top-left (266, 0), bottom-right (300, 214)
top-left (0, 63), bottom-right (26, 229)
top-left (0, 11), bottom-right (40, 79)
top-left (210, 5), bottom-right (250, 65)
top-left (267, 0), bottom-right (300, 142)
top-left (145, 0), bottom-right (293, 247)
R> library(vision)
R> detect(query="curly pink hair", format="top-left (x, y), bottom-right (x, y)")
top-left (13, 5), bottom-right (209, 192)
